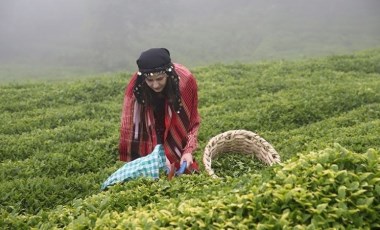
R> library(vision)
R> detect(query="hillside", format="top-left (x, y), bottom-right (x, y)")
top-left (1, 49), bottom-right (380, 228)
top-left (1, 1), bottom-right (380, 82)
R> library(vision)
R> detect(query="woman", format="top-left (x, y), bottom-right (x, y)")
top-left (119, 48), bottom-right (201, 172)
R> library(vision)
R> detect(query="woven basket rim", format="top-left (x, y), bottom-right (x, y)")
top-left (202, 129), bottom-right (280, 178)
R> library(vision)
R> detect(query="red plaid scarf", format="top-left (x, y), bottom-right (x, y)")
top-left (119, 63), bottom-right (201, 169)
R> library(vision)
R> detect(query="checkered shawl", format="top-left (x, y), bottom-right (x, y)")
top-left (102, 144), bottom-right (166, 190)
top-left (119, 63), bottom-right (201, 170)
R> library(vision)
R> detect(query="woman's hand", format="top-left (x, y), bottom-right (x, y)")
top-left (180, 153), bottom-right (193, 168)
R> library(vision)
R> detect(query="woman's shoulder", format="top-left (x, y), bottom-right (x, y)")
top-left (174, 64), bottom-right (198, 95)
top-left (174, 63), bottom-right (193, 77)
top-left (174, 63), bottom-right (197, 84)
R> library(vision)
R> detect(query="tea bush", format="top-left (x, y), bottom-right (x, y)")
top-left (0, 49), bottom-right (379, 228)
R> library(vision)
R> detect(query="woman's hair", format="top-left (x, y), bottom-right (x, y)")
top-left (135, 66), bottom-right (182, 112)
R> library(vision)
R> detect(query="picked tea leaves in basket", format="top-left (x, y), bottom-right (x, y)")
top-left (203, 130), bottom-right (281, 178)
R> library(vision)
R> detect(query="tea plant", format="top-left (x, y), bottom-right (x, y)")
top-left (0, 49), bottom-right (379, 228)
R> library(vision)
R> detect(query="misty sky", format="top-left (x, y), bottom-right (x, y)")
top-left (1, 0), bottom-right (380, 77)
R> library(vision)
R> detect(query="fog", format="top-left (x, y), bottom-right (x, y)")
top-left (1, 0), bottom-right (380, 79)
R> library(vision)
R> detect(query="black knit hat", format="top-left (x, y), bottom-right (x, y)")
top-left (136, 48), bottom-right (172, 74)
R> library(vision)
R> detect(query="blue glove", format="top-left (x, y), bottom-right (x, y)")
top-left (175, 161), bottom-right (187, 176)
top-left (165, 161), bottom-right (187, 178)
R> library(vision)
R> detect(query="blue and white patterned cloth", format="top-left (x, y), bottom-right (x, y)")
top-left (101, 144), bottom-right (166, 190)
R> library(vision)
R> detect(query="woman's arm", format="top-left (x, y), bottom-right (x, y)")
top-left (119, 73), bottom-right (138, 161)
top-left (181, 72), bottom-right (201, 166)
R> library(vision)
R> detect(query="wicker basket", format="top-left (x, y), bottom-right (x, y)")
top-left (203, 130), bottom-right (281, 178)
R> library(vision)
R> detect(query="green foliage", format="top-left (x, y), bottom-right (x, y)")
top-left (0, 49), bottom-right (380, 228)
top-left (2, 146), bottom-right (379, 229)
top-left (212, 153), bottom-right (266, 178)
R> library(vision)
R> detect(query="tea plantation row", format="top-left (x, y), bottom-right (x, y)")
top-left (1, 48), bottom-right (379, 228)
top-left (2, 146), bottom-right (379, 229)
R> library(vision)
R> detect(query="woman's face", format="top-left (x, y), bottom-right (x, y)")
top-left (145, 72), bottom-right (168, 92)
